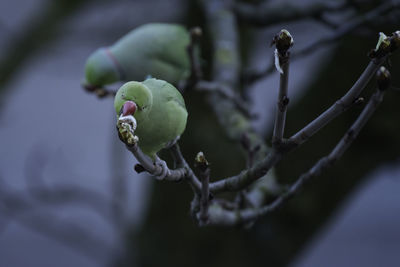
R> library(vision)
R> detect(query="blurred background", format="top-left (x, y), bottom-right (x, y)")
top-left (0, 0), bottom-right (399, 266)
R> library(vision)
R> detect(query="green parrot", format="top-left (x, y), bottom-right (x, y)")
top-left (114, 78), bottom-right (188, 177)
top-left (84, 23), bottom-right (191, 87)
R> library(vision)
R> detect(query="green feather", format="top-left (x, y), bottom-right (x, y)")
top-left (85, 23), bottom-right (190, 87)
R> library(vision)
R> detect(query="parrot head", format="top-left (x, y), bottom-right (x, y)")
top-left (84, 48), bottom-right (121, 87)
top-left (114, 81), bottom-right (153, 122)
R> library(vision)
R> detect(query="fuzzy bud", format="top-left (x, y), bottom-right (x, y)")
top-left (376, 66), bottom-right (391, 91)
top-left (272, 29), bottom-right (294, 55)
top-left (194, 151), bottom-right (209, 172)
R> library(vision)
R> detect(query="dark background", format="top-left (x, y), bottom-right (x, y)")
top-left (0, 0), bottom-right (399, 266)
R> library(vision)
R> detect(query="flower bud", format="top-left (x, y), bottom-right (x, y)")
top-left (272, 29), bottom-right (294, 55)
top-left (195, 151), bottom-right (209, 171)
top-left (376, 66), bottom-right (391, 91)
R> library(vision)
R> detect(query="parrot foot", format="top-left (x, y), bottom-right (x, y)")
top-left (153, 156), bottom-right (171, 180)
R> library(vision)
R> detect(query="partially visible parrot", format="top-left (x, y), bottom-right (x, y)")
top-left (114, 78), bottom-right (187, 173)
top-left (84, 23), bottom-right (191, 87)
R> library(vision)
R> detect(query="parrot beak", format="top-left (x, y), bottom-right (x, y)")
top-left (122, 101), bottom-right (137, 116)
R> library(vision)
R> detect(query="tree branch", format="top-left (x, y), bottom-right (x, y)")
top-left (169, 143), bottom-right (202, 194)
top-left (194, 152), bottom-right (210, 225)
top-left (289, 57), bottom-right (384, 146)
top-left (124, 143), bottom-right (187, 182)
top-left (243, 1), bottom-right (400, 84)
top-left (209, 29), bottom-right (399, 194)
top-left (200, 0), bottom-right (281, 198)
top-left (207, 83), bottom-right (387, 226)
top-left (272, 30), bottom-right (293, 144)
top-left (180, 27), bottom-right (203, 92)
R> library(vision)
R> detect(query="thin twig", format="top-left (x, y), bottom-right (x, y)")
top-left (116, 112), bottom-right (202, 192)
top-left (243, 1), bottom-right (399, 84)
top-left (240, 132), bottom-right (261, 169)
top-left (272, 30), bottom-right (293, 144)
top-left (272, 60), bottom-right (290, 143)
top-left (248, 87), bottom-right (386, 222)
top-left (289, 57), bottom-right (385, 145)
top-left (209, 148), bottom-right (282, 194)
top-left (207, 86), bottom-right (386, 226)
top-left (195, 152), bottom-right (210, 225)
top-left (293, 2), bottom-right (399, 59)
top-left (169, 143), bottom-right (202, 194)
top-left (124, 143), bottom-right (187, 182)
top-left (200, 0), bottom-right (279, 198)
top-left (180, 27), bottom-right (203, 92)
top-left (209, 52), bottom-right (391, 194)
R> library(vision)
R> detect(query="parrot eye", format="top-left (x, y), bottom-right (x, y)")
top-left (122, 101), bottom-right (137, 116)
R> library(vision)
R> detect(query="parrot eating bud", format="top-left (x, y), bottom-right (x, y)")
top-left (115, 78), bottom-right (188, 180)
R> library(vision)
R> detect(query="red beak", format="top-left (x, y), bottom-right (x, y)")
top-left (122, 101), bottom-right (137, 116)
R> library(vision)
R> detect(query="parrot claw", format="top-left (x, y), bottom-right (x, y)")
top-left (154, 156), bottom-right (171, 180)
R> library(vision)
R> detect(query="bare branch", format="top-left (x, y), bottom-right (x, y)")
top-left (209, 148), bottom-right (282, 194)
top-left (209, 32), bottom-right (398, 194)
top-left (180, 27), bottom-right (203, 92)
top-left (289, 57), bottom-right (385, 146)
top-left (207, 84), bottom-right (387, 226)
top-left (243, 1), bottom-right (400, 84)
top-left (272, 30), bottom-right (293, 144)
top-left (169, 143), bottom-right (202, 194)
top-left (293, 2), bottom-right (399, 59)
top-left (200, 0), bottom-right (281, 198)
top-left (240, 133), bottom-right (261, 169)
top-left (194, 152), bottom-right (210, 225)
top-left (124, 143), bottom-right (187, 182)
